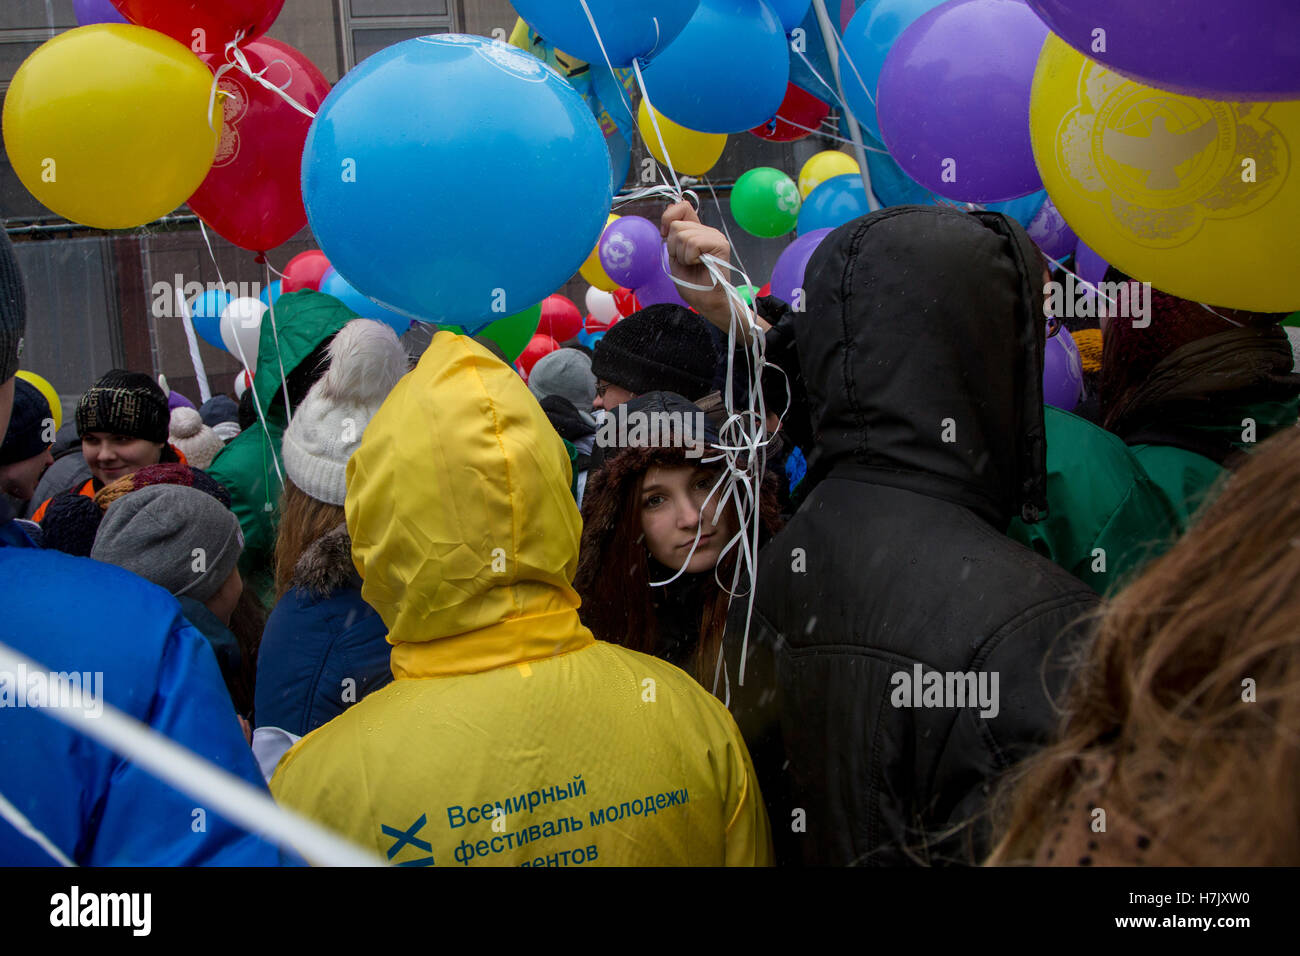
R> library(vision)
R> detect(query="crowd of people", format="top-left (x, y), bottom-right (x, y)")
top-left (1, 196), bottom-right (1297, 866)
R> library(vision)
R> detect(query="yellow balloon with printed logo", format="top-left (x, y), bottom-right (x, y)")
top-left (15, 371), bottom-right (61, 432)
top-left (580, 214), bottom-right (620, 291)
top-left (2, 24), bottom-right (220, 230)
top-left (1030, 33), bottom-right (1300, 312)
top-left (797, 150), bottom-right (859, 198)
top-left (637, 102), bottom-right (728, 177)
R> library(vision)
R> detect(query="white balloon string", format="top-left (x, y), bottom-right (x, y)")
top-left (629, 57), bottom-right (687, 201)
top-left (700, 176), bottom-right (750, 278)
top-left (263, 259), bottom-right (294, 423)
top-left (0, 641), bottom-right (381, 866)
top-left (793, 46), bottom-right (847, 110)
top-left (1045, 253), bottom-right (1121, 312)
top-left (827, 18), bottom-right (876, 111)
top-left (197, 219), bottom-right (284, 485)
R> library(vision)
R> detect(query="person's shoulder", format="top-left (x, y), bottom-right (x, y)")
top-left (589, 641), bottom-right (740, 726)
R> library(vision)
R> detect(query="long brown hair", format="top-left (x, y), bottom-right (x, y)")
top-left (987, 425), bottom-right (1300, 865)
top-left (273, 478), bottom-right (346, 600)
top-left (575, 446), bottom-right (781, 690)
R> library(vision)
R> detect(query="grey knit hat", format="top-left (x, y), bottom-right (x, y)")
top-left (0, 228), bottom-right (26, 385)
top-left (91, 484), bottom-right (243, 603)
top-left (528, 348), bottom-right (597, 426)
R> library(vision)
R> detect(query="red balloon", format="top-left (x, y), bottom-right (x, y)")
top-left (759, 282), bottom-right (772, 298)
top-left (281, 250), bottom-right (330, 293)
top-left (538, 294), bottom-right (582, 342)
top-left (111, 0), bottom-right (284, 51)
top-left (612, 287), bottom-right (641, 318)
top-left (749, 83), bottom-right (831, 142)
top-left (586, 312), bottom-right (616, 333)
top-left (518, 334), bottom-right (560, 375)
top-left (189, 38), bottom-right (329, 253)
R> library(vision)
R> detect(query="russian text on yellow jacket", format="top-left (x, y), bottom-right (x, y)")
top-left (270, 332), bottom-right (773, 867)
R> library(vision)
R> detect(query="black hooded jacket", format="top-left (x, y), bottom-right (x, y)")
top-left (724, 206), bottom-right (1099, 866)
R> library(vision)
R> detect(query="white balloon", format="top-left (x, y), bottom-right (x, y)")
top-left (585, 286), bottom-right (619, 324)
top-left (233, 369), bottom-right (253, 400)
top-left (220, 297), bottom-right (267, 370)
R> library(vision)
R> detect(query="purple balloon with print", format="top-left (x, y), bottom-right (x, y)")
top-left (770, 227), bottom-right (833, 305)
top-left (1023, 1), bottom-right (1300, 102)
top-left (74, 0), bottom-right (128, 24)
top-left (634, 246), bottom-right (690, 308)
top-left (1043, 324), bottom-right (1083, 411)
top-left (598, 215), bottom-right (662, 290)
top-left (876, 0), bottom-right (1048, 202)
top-left (1026, 196), bottom-right (1077, 261)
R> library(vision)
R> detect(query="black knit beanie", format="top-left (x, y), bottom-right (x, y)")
top-left (76, 370), bottom-right (170, 443)
top-left (0, 229), bottom-right (25, 385)
top-left (0, 377), bottom-right (52, 465)
top-left (591, 304), bottom-right (718, 401)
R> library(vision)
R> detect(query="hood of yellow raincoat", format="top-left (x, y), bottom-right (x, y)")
top-left (344, 331), bottom-right (592, 678)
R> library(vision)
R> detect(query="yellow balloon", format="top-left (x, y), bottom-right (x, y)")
top-left (637, 102), bottom-right (728, 177)
top-left (15, 370), bottom-right (61, 433)
top-left (798, 150), bottom-right (859, 198)
top-left (1030, 34), bottom-right (1300, 312)
top-left (580, 214), bottom-right (620, 291)
top-left (2, 24), bottom-right (220, 230)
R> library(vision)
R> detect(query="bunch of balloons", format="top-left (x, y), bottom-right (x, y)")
top-left (4, 0), bottom-right (325, 254)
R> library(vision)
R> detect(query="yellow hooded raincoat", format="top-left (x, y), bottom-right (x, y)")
top-left (270, 333), bottom-right (772, 867)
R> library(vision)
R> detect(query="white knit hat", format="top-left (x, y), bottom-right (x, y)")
top-left (282, 319), bottom-right (409, 505)
top-left (169, 406), bottom-right (225, 470)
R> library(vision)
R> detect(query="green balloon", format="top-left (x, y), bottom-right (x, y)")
top-left (731, 166), bottom-right (801, 238)
top-left (736, 284), bottom-right (758, 305)
top-left (440, 302), bottom-right (543, 364)
top-left (1284, 311), bottom-right (1300, 327)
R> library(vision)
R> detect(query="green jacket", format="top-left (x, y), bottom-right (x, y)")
top-left (1007, 406), bottom-right (1179, 596)
top-left (1130, 396), bottom-right (1300, 533)
top-left (206, 291), bottom-right (357, 608)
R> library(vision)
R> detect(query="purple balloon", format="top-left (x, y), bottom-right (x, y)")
top-left (598, 216), bottom-right (662, 290)
top-left (74, 0), bottom-right (129, 24)
top-left (634, 246), bottom-right (690, 308)
top-left (1074, 239), bottom-right (1108, 287)
top-left (1043, 325), bottom-right (1083, 411)
top-left (770, 228), bottom-right (834, 304)
top-left (1024, 1), bottom-right (1300, 102)
top-left (877, 0), bottom-right (1048, 202)
top-left (1026, 197), bottom-right (1077, 261)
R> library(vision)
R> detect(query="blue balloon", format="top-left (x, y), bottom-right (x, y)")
top-left (840, 0), bottom-right (946, 140)
top-left (512, 0), bottom-right (699, 68)
top-left (768, 0), bottom-right (812, 33)
top-left (865, 137), bottom-right (935, 207)
top-left (303, 36), bottom-right (612, 334)
top-left (319, 268), bottom-right (412, 336)
top-left (258, 280), bottom-right (282, 307)
top-left (797, 174), bottom-right (871, 234)
top-left (190, 290), bottom-right (230, 350)
top-left (641, 0), bottom-right (790, 134)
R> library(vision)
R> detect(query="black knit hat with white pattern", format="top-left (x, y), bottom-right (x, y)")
top-left (76, 370), bottom-right (170, 443)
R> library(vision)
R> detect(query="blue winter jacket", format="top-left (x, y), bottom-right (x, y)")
top-left (0, 506), bottom-right (293, 866)
top-left (255, 524), bottom-right (391, 741)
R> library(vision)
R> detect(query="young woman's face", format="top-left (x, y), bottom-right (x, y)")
top-left (82, 432), bottom-right (163, 486)
top-left (639, 463), bottom-right (738, 574)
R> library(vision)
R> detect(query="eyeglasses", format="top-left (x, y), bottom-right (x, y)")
top-left (595, 383), bottom-right (609, 398)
